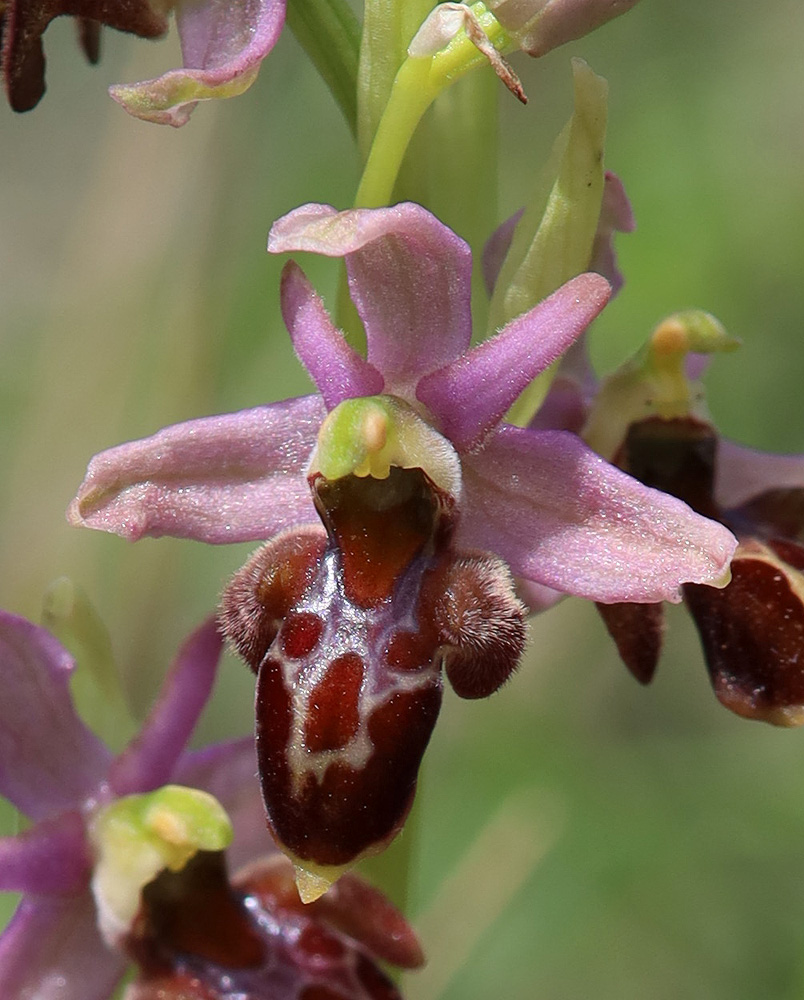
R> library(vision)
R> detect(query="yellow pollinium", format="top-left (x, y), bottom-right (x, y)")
top-left (583, 310), bottom-right (739, 460)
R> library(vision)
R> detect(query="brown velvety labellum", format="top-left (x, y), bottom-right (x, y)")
top-left (384, 631), bottom-right (435, 673)
top-left (255, 656), bottom-right (292, 768)
top-left (233, 856), bottom-right (424, 970)
top-left (229, 466), bottom-right (528, 874)
top-left (684, 554), bottom-right (804, 725)
top-left (132, 851), bottom-right (264, 974)
top-left (3, 0), bottom-right (168, 112)
top-left (728, 488), bottom-right (804, 545)
top-left (430, 554), bottom-right (527, 699)
top-left (617, 417), bottom-right (719, 519)
top-left (311, 467), bottom-right (452, 606)
top-left (219, 529), bottom-right (327, 672)
top-left (304, 653), bottom-right (364, 752)
top-left (257, 654), bottom-right (442, 865)
top-left (769, 538), bottom-right (804, 573)
top-left (282, 611), bottom-right (326, 660)
top-left (127, 852), bottom-right (407, 1000)
top-left (596, 601), bottom-right (665, 685)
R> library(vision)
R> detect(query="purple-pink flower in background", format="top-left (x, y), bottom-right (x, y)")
top-left (2, 0), bottom-right (285, 125)
top-left (67, 202), bottom-right (735, 893)
top-left (530, 300), bottom-right (804, 726)
top-left (0, 611), bottom-right (421, 999)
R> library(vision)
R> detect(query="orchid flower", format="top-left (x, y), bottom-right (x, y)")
top-left (2, 0), bottom-right (285, 126)
top-left (486, 169), bottom-right (804, 724)
top-left (68, 202), bottom-right (735, 896)
top-left (0, 610), bottom-right (421, 999)
top-left (577, 312), bottom-right (804, 727)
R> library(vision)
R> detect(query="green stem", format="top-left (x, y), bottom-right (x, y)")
top-left (357, 0), bottom-right (435, 160)
top-left (286, 0), bottom-right (362, 136)
top-left (355, 6), bottom-right (511, 208)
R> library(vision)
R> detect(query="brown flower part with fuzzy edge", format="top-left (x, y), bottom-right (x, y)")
top-left (1, 0), bottom-right (167, 111)
top-left (605, 415), bottom-right (804, 726)
top-left (220, 464), bottom-right (527, 901)
top-left (124, 850), bottom-right (423, 1000)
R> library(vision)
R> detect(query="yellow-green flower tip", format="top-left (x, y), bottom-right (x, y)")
top-left (650, 311), bottom-right (739, 361)
top-left (90, 785), bottom-right (232, 944)
top-left (583, 311), bottom-right (735, 460)
top-left (309, 395), bottom-right (462, 499)
top-left (293, 860), bottom-right (351, 904)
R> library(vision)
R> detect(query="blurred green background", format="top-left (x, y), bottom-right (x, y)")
top-left (2, 1), bottom-right (804, 997)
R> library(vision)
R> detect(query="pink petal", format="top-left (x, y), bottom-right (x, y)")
top-left (109, 0), bottom-right (286, 127)
top-left (269, 203), bottom-right (473, 394)
top-left (173, 738), bottom-right (268, 872)
top-left (109, 620), bottom-right (223, 797)
top-left (280, 262), bottom-right (384, 410)
top-left (67, 397), bottom-right (324, 544)
top-left (716, 439), bottom-right (804, 509)
top-left (517, 578), bottom-right (566, 613)
top-left (417, 273), bottom-right (610, 451)
top-left (0, 612), bottom-right (111, 820)
top-left (0, 895), bottom-right (124, 1000)
top-left (458, 424), bottom-right (737, 603)
top-left (0, 812), bottom-right (91, 895)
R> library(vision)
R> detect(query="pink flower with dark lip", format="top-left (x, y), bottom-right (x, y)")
top-left (67, 201), bottom-right (734, 605)
top-left (65, 202), bottom-right (735, 891)
top-left (0, 612), bottom-right (421, 999)
top-left (524, 293), bottom-right (804, 726)
top-left (0, 613), bottom-right (254, 998)
top-left (2, 0), bottom-right (285, 126)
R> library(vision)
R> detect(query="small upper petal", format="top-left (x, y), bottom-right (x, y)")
top-left (280, 261), bottom-right (384, 409)
top-left (109, 620), bottom-right (223, 797)
top-left (67, 397), bottom-right (324, 544)
top-left (269, 203), bottom-right (473, 394)
top-left (417, 273), bottom-right (610, 450)
top-left (109, 0), bottom-right (286, 126)
top-left (716, 438), bottom-right (804, 509)
top-left (0, 895), bottom-right (124, 1000)
top-left (458, 424), bottom-right (737, 603)
top-left (0, 612), bottom-right (111, 820)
